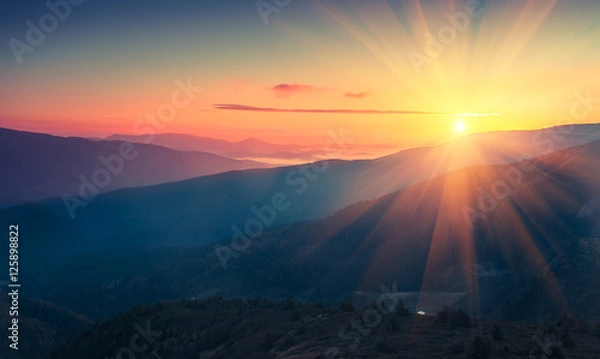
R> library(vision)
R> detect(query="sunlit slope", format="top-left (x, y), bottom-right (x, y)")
top-left (186, 139), bottom-right (600, 319)
top-left (32, 124), bottom-right (600, 247)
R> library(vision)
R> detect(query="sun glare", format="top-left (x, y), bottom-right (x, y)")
top-left (454, 121), bottom-right (467, 134)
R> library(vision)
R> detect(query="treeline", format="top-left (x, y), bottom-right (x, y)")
top-left (48, 296), bottom-right (600, 359)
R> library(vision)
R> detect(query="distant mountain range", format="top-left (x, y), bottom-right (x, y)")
top-left (137, 139), bottom-right (598, 321)
top-left (105, 133), bottom-right (325, 163)
top-left (22, 123), bottom-right (600, 247)
top-left (1, 124), bottom-right (600, 324)
top-left (18, 137), bottom-right (598, 322)
top-left (0, 127), bottom-right (269, 207)
top-left (105, 132), bottom-right (401, 165)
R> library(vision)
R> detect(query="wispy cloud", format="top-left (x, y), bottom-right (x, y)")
top-left (213, 104), bottom-right (459, 115)
top-left (344, 92), bottom-right (369, 99)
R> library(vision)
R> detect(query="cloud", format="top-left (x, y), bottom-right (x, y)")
top-left (213, 104), bottom-right (458, 115)
top-left (272, 83), bottom-right (320, 97)
top-left (344, 92), bottom-right (369, 99)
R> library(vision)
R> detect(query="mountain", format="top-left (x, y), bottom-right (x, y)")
top-left (0, 127), bottom-right (269, 207)
top-left (187, 138), bottom-right (600, 320)
top-left (47, 297), bottom-right (600, 359)
top-left (3, 135), bottom-right (600, 323)
top-left (105, 133), bottom-right (322, 164)
top-left (29, 124), bottom-right (600, 247)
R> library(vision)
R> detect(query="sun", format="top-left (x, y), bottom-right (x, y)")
top-left (454, 121), bottom-right (467, 134)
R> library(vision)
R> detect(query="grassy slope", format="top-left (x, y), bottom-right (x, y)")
top-left (48, 298), bottom-right (600, 359)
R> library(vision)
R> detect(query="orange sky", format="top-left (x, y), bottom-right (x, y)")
top-left (1, 0), bottom-right (599, 146)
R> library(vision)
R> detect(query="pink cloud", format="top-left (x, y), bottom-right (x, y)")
top-left (213, 104), bottom-right (456, 115)
top-left (272, 84), bottom-right (320, 98)
top-left (344, 92), bottom-right (369, 99)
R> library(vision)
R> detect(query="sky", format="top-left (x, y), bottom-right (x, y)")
top-left (1, 0), bottom-right (599, 146)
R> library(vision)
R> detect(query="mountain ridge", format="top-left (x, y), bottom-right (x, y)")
top-left (0, 127), bottom-right (269, 207)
